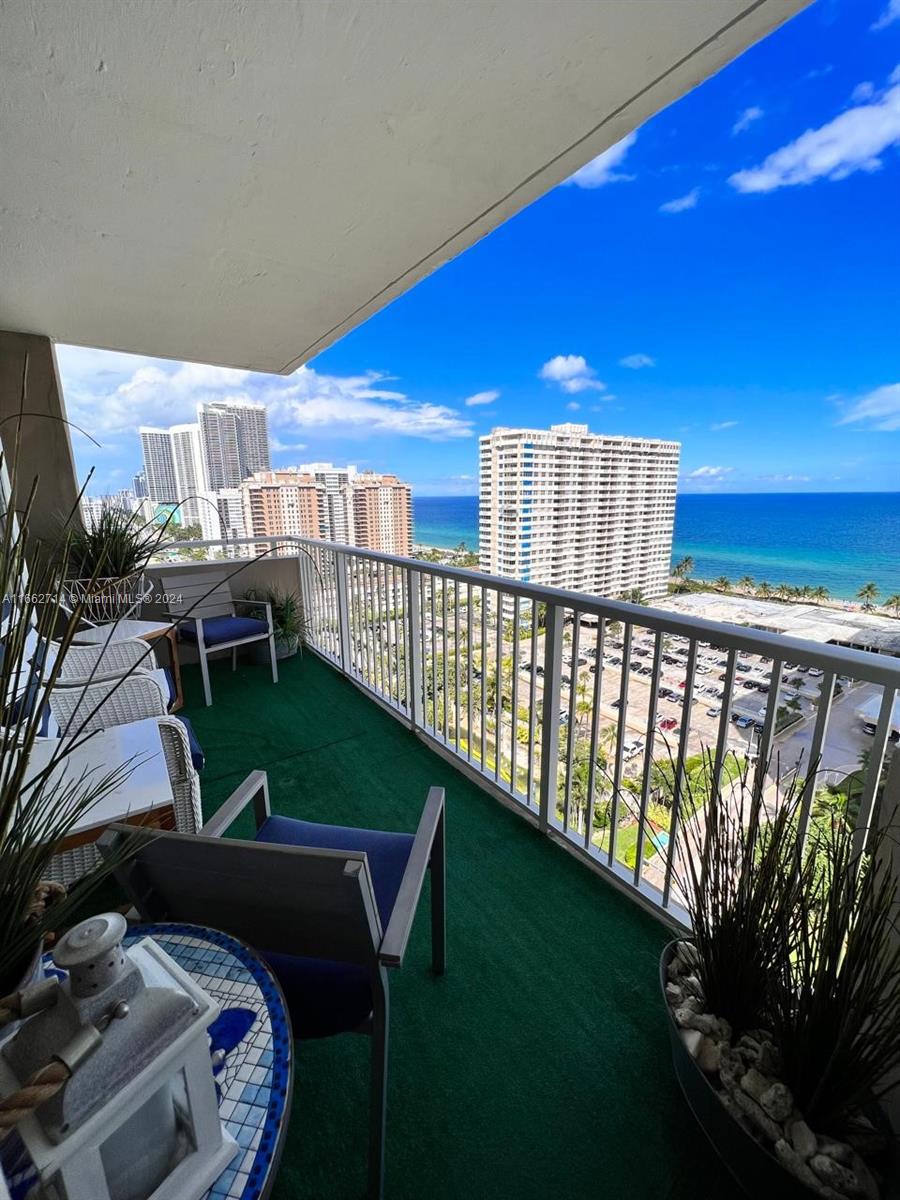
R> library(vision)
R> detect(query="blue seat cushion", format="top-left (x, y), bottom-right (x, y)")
top-left (163, 668), bottom-right (177, 707)
top-left (254, 815), bottom-right (415, 1040)
top-left (174, 714), bottom-right (205, 771)
top-left (179, 615), bottom-right (268, 648)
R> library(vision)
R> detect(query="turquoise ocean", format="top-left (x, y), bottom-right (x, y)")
top-left (412, 493), bottom-right (900, 602)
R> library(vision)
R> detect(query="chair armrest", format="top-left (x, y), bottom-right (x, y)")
top-left (199, 770), bottom-right (270, 838)
top-left (380, 786), bottom-right (445, 968)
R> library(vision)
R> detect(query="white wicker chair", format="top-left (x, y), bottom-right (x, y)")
top-left (49, 672), bottom-right (169, 738)
top-left (47, 715), bottom-right (202, 886)
top-left (52, 636), bottom-right (159, 684)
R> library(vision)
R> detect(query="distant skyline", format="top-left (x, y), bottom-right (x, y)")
top-left (59, 0), bottom-right (899, 497)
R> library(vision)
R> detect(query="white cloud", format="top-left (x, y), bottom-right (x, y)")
top-left (538, 355), bottom-right (605, 394)
top-left (57, 346), bottom-right (473, 456)
top-left (565, 401), bottom-right (581, 412)
top-left (464, 389), bottom-right (500, 407)
top-left (266, 366), bottom-right (473, 440)
top-left (732, 106), bottom-right (764, 135)
top-left (729, 79), bottom-right (900, 193)
top-left (685, 465), bottom-right (734, 479)
top-left (565, 132), bottom-right (637, 189)
top-left (852, 81), bottom-right (875, 103)
top-left (836, 382), bottom-right (900, 431)
top-left (757, 473), bottom-right (812, 483)
top-left (872, 0), bottom-right (900, 30)
top-left (710, 420), bottom-right (739, 431)
top-left (659, 188), bottom-right (699, 213)
top-left (269, 436), bottom-right (309, 453)
top-left (619, 353), bottom-right (655, 370)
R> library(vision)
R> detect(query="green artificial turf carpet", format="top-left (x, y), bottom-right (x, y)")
top-left (183, 651), bottom-right (735, 1200)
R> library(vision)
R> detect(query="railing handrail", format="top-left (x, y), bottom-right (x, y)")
top-left (152, 534), bottom-right (900, 689)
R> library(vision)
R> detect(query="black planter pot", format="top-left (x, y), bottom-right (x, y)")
top-left (661, 941), bottom-right (814, 1200)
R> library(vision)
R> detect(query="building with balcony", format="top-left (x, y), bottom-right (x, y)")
top-left (480, 424), bottom-right (679, 600)
top-left (199, 400), bottom-right (271, 491)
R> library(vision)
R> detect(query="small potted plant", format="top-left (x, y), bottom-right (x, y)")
top-left (245, 586), bottom-right (307, 659)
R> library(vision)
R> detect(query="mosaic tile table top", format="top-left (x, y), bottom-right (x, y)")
top-left (1, 922), bottom-right (293, 1200)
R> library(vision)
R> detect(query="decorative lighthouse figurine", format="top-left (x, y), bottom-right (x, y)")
top-left (0, 913), bottom-right (237, 1200)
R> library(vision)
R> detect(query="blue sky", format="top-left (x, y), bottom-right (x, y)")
top-left (60, 0), bottom-right (900, 498)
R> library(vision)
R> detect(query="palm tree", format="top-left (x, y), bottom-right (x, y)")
top-left (776, 582), bottom-right (793, 601)
top-left (714, 575), bottom-right (731, 592)
top-left (756, 581), bottom-right (773, 599)
top-left (672, 555), bottom-right (694, 579)
top-left (737, 575), bottom-right (754, 593)
top-left (810, 585), bottom-right (829, 604)
top-left (884, 593), bottom-right (900, 616)
top-left (622, 587), bottom-right (646, 605)
top-left (857, 581), bottom-right (879, 610)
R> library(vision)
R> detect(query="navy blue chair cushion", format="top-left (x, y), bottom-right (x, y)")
top-left (254, 815), bottom-right (415, 1040)
top-left (2, 636), bottom-right (51, 736)
top-left (162, 668), bottom-right (177, 707)
top-left (179, 616), bottom-right (268, 648)
top-left (174, 714), bottom-right (205, 771)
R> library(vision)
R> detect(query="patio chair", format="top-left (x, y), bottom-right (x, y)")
top-left (162, 566), bottom-right (277, 706)
top-left (49, 715), bottom-right (203, 886)
top-left (100, 778), bottom-right (447, 1200)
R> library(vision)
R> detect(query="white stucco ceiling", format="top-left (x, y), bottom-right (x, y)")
top-left (0, 0), bottom-right (806, 374)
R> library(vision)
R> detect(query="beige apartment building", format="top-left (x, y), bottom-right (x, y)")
top-left (242, 466), bottom-right (412, 555)
top-left (479, 423), bottom-right (680, 601)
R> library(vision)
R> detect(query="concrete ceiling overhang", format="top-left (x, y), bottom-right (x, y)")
top-left (0, 0), bottom-right (806, 374)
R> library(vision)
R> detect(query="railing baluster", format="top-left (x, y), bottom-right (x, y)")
top-left (608, 623), bottom-right (632, 868)
top-left (797, 669), bottom-right (835, 849)
top-left (430, 573), bottom-right (439, 733)
top-left (406, 568), bottom-right (423, 730)
top-left (712, 648), bottom-right (738, 786)
top-left (454, 579), bottom-right (461, 753)
top-left (584, 619), bottom-right (605, 851)
top-left (335, 550), bottom-right (351, 672)
top-left (563, 612), bottom-right (580, 834)
top-left (442, 577), bottom-right (449, 744)
top-left (752, 655), bottom-right (783, 811)
top-left (527, 600), bottom-right (538, 808)
top-left (466, 582), bottom-right (473, 762)
top-left (538, 603), bottom-right (563, 833)
top-left (634, 630), bottom-right (664, 884)
top-left (663, 639), bottom-right (698, 910)
top-left (494, 588), bottom-right (503, 783)
top-left (511, 596), bottom-right (520, 796)
top-left (480, 585), bottom-right (488, 772)
top-left (853, 685), bottom-right (896, 859)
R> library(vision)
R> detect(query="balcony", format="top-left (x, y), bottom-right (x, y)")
top-left (179, 643), bottom-right (735, 1199)
top-left (150, 534), bottom-right (900, 1198)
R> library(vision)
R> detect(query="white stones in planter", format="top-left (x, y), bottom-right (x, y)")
top-left (664, 945), bottom-right (884, 1200)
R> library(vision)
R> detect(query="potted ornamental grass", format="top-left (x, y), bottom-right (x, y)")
top-left (0, 464), bottom-right (147, 1005)
top-left (65, 506), bottom-right (172, 622)
top-left (246, 586), bottom-right (308, 659)
top-left (654, 748), bottom-right (899, 1199)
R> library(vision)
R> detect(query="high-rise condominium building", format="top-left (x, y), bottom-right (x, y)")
top-left (169, 423), bottom-right (209, 523)
top-left (139, 428), bottom-right (178, 504)
top-left (350, 473), bottom-right (412, 556)
top-left (241, 465), bottom-right (412, 555)
top-left (199, 401), bottom-right (270, 490)
top-left (132, 469), bottom-right (148, 498)
top-left (479, 423), bottom-right (679, 600)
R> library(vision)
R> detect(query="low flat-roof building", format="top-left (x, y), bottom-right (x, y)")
top-left (656, 591), bottom-right (900, 657)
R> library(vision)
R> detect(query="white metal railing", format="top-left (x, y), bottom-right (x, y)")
top-left (154, 535), bottom-right (900, 926)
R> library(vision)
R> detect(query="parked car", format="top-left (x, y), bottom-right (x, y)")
top-left (559, 710), bottom-right (569, 724)
top-left (741, 680), bottom-right (756, 690)
top-left (808, 667), bottom-right (824, 678)
top-left (658, 717), bottom-right (678, 732)
top-left (623, 738), bottom-right (644, 760)
top-left (734, 715), bottom-right (754, 729)
top-left (706, 706), bottom-right (721, 717)
top-left (610, 698), bottom-right (622, 710)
